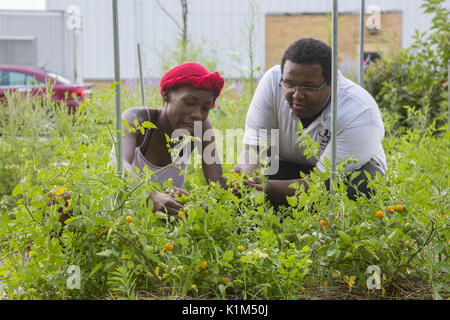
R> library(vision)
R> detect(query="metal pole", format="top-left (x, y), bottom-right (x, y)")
top-left (137, 43), bottom-right (146, 107)
top-left (330, 0), bottom-right (338, 197)
top-left (359, 0), bottom-right (365, 87)
top-left (112, 0), bottom-right (123, 177)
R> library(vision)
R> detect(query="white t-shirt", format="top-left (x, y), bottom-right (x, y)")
top-left (243, 65), bottom-right (387, 174)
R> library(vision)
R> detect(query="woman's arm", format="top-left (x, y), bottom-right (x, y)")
top-left (200, 117), bottom-right (227, 188)
top-left (121, 108), bottom-right (185, 214)
top-left (119, 108), bottom-right (144, 178)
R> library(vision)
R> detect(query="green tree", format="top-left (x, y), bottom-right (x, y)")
top-left (364, 0), bottom-right (449, 131)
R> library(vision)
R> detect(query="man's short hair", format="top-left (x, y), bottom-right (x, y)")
top-left (281, 38), bottom-right (332, 84)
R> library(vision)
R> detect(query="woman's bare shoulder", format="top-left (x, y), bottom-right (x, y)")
top-left (122, 107), bottom-right (153, 128)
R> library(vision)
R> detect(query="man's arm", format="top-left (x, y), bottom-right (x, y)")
top-left (246, 175), bottom-right (330, 205)
top-left (265, 179), bottom-right (308, 204)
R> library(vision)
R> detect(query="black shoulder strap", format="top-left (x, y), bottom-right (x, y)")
top-left (141, 108), bottom-right (161, 156)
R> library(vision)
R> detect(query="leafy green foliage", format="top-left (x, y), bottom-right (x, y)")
top-left (365, 0), bottom-right (449, 131)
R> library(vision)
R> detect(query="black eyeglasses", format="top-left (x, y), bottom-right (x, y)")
top-left (280, 79), bottom-right (328, 96)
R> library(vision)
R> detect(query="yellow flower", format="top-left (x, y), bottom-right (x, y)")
top-left (348, 276), bottom-right (356, 290)
top-left (55, 187), bottom-right (68, 197)
top-left (344, 275), bottom-right (356, 292)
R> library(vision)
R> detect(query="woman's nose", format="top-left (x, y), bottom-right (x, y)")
top-left (190, 107), bottom-right (203, 120)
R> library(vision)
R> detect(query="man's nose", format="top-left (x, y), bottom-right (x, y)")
top-left (292, 87), bottom-right (306, 100)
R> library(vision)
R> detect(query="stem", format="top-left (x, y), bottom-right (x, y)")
top-left (63, 140), bottom-right (81, 178)
top-left (155, 0), bottom-right (182, 31)
top-left (23, 197), bottom-right (39, 225)
top-left (384, 220), bottom-right (435, 286)
top-left (113, 180), bottom-right (147, 212)
top-left (115, 231), bottom-right (156, 276)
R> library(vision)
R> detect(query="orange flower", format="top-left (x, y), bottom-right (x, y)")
top-left (320, 219), bottom-right (330, 228)
top-left (376, 211), bottom-right (384, 219)
top-left (197, 261), bottom-right (208, 271)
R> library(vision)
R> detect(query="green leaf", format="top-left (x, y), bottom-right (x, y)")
top-left (224, 250), bottom-right (234, 262)
top-left (387, 228), bottom-right (402, 242)
top-left (96, 249), bottom-right (114, 257)
top-left (337, 231), bottom-right (351, 244)
top-left (88, 262), bottom-right (103, 278)
top-left (218, 284), bottom-right (227, 298)
top-left (365, 246), bottom-right (379, 260)
top-left (286, 195), bottom-right (297, 207)
top-left (355, 225), bottom-right (361, 236)
top-left (255, 192), bottom-right (265, 204)
top-left (323, 157), bottom-right (331, 169)
top-left (301, 245), bottom-right (310, 253)
top-left (327, 248), bottom-right (339, 257)
top-left (142, 121), bottom-right (157, 129)
top-left (12, 184), bottom-right (23, 197)
top-left (344, 252), bottom-right (353, 259)
top-left (122, 119), bottom-right (130, 130)
top-left (349, 171), bottom-right (360, 183)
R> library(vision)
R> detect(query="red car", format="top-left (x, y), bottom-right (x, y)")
top-left (0, 65), bottom-right (94, 113)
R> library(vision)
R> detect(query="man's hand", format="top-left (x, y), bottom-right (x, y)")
top-left (243, 176), bottom-right (264, 192)
top-left (229, 167), bottom-right (250, 197)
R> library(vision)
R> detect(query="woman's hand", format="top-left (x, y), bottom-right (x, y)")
top-left (147, 191), bottom-right (183, 216)
top-left (167, 186), bottom-right (190, 198)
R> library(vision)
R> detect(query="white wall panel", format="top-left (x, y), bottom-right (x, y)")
top-left (0, 10), bottom-right (75, 81)
top-left (46, 0), bottom-right (450, 80)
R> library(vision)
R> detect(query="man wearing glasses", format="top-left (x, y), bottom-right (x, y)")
top-left (232, 38), bottom-right (386, 206)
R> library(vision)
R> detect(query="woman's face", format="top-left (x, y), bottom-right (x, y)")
top-left (282, 60), bottom-right (331, 119)
top-left (163, 87), bottom-right (214, 134)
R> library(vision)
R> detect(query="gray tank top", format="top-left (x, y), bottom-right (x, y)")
top-left (131, 108), bottom-right (188, 188)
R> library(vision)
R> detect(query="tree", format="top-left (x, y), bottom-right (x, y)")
top-left (155, 0), bottom-right (189, 60)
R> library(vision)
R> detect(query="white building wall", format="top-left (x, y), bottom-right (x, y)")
top-left (46, 0), bottom-right (450, 80)
top-left (0, 9), bottom-right (76, 81)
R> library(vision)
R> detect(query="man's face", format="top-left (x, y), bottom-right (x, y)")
top-left (281, 60), bottom-right (331, 119)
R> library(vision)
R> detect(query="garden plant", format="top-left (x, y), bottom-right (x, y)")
top-left (0, 0), bottom-right (448, 300)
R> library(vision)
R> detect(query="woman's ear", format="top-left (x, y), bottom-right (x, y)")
top-left (162, 90), bottom-right (170, 103)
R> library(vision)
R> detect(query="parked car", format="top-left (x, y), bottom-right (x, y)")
top-left (0, 65), bottom-right (94, 113)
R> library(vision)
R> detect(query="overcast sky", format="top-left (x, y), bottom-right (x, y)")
top-left (0, 0), bottom-right (45, 10)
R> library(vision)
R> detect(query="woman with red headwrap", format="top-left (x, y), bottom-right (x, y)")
top-left (113, 62), bottom-right (226, 215)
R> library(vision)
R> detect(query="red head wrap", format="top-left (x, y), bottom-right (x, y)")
top-left (160, 62), bottom-right (224, 109)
